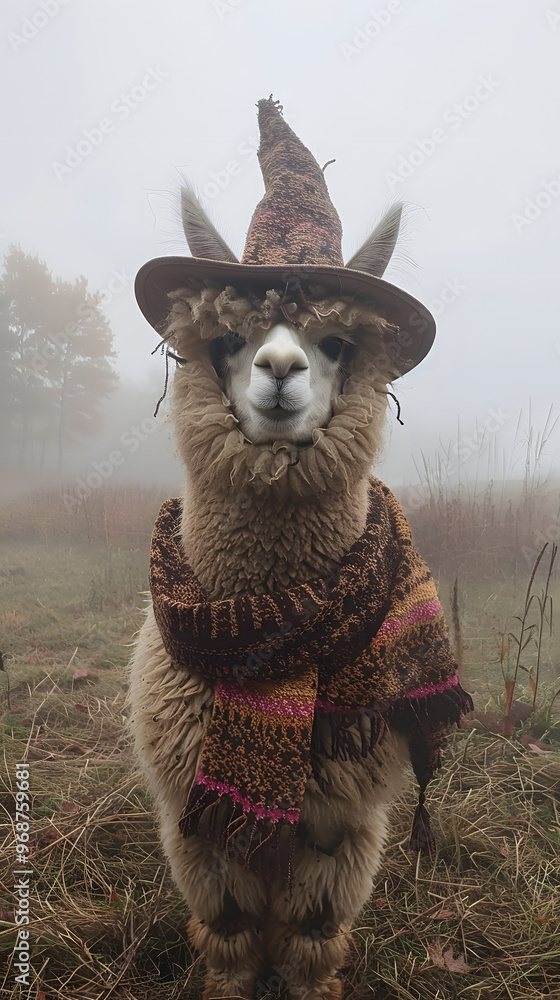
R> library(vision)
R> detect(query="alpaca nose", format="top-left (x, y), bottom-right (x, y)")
top-left (253, 325), bottom-right (309, 379)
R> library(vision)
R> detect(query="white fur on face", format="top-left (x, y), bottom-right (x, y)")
top-left (219, 322), bottom-right (354, 444)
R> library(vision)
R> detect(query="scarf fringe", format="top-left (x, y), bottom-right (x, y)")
top-left (409, 791), bottom-right (436, 855)
top-left (311, 707), bottom-right (389, 762)
top-left (179, 783), bottom-right (296, 883)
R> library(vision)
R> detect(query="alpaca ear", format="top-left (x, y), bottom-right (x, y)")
top-left (181, 186), bottom-right (239, 262)
top-left (345, 202), bottom-right (403, 277)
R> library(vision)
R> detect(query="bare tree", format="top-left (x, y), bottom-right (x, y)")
top-left (0, 246), bottom-right (119, 473)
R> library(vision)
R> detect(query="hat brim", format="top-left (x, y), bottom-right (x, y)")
top-left (135, 257), bottom-right (436, 376)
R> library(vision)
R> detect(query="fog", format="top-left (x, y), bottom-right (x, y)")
top-left (2, 0), bottom-right (560, 500)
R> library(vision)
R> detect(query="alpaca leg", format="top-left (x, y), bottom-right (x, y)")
top-left (159, 806), bottom-right (267, 996)
top-left (264, 893), bottom-right (348, 999)
top-left (129, 620), bottom-right (266, 994)
top-left (265, 816), bottom-right (393, 1000)
top-left (263, 734), bottom-right (410, 998)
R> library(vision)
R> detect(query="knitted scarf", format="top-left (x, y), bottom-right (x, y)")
top-left (150, 479), bottom-right (473, 882)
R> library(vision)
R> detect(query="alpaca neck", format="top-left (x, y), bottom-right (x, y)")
top-left (181, 476), bottom-right (372, 600)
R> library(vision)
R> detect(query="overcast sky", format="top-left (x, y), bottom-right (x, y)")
top-left (2, 0), bottom-right (560, 486)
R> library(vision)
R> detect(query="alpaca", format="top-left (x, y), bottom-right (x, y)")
top-left (129, 97), bottom-right (472, 999)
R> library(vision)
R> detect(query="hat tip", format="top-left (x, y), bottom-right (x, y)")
top-left (257, 94), bottom-right (284, 117)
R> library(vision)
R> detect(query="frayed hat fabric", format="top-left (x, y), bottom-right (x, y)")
top-left (135, 97), bottom-right (436, 375)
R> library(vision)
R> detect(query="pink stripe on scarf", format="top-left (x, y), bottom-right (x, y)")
top-left (376, 597), bottom-right (442, 639)
top-left (195, 772), bottom-right (300, 823)
top-left (317, 673), bottom-right (461, 714)
top-left (215, 683), bottom-right (314, 719)
top-left (403, 672), bottom-right (460, 701)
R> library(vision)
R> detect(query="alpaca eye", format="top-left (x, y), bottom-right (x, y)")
top-left (319, 336), bottom-right (344, 360)
top-left (222, 332), bottom-right (246, 355)
top-left (209, 332), bottom-right (246, 377)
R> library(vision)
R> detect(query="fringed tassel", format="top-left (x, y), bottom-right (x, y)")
top-left (179, 785), bottom-right (297, 884)
top-left (409, 790), bottom-right (436, 856)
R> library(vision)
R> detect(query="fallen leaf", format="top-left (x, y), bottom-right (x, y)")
top-left (110, 889), bottom-right (118, 902)
top-left (80, 795), bottom-right (94, 806)
top-left (373, 898), bottom-right (387, 909)
top-left (442, 949), bottom-right (472, 973)
top-left (428, 906), bottom-right (455, 920)
top-left (0, 909), bottom-right (14, 921)
top-left (28, 657), bottom-right (38, 666)
top-left (427, 940), bottom-right (473, 973)
top-left (519, 734), bottom-right (551, 753)
top-left (426, 940), bottom-right (446, 967)
top-left (533, 916), bottom-right (550, 925)
top-left (72, 668), bottom-right (89, 682)
top-left (61, 802), bottom-right (81, 814)
top-left (74, 704), bottom-right (89, 714)
top-left (37, 992), bottom-right (46, 1000)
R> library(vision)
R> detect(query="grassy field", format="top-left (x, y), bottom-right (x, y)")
top-left (0, 484), bottom-right (559, 999)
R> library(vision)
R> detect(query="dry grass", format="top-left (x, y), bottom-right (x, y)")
top-left (0, 485), bottom-right (171, 549)
top-left (350, 732), bottom-right (560, 999)
top-left (1, 484), bottom-right (559, 999)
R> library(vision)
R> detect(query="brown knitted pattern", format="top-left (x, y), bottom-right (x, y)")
top-left (241, 97), bottom-right (344, 267)
top-left (149, 479), bottom-right (473, 879)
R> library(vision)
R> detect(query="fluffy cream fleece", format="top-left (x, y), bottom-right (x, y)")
top-left (129, 281), bottom-right (411, 998)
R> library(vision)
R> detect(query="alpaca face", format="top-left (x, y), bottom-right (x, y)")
top-left (211, 321), bottom-right (356, 445)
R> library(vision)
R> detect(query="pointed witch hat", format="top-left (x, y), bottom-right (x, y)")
top-left (135, 97), bottom-right (436, 375)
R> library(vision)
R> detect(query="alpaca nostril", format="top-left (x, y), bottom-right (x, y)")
top-left (253, 346), bottom-right (309, 379)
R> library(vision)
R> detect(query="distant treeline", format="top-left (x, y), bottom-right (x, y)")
top-left (1, 246), bottom-right (118, 474)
